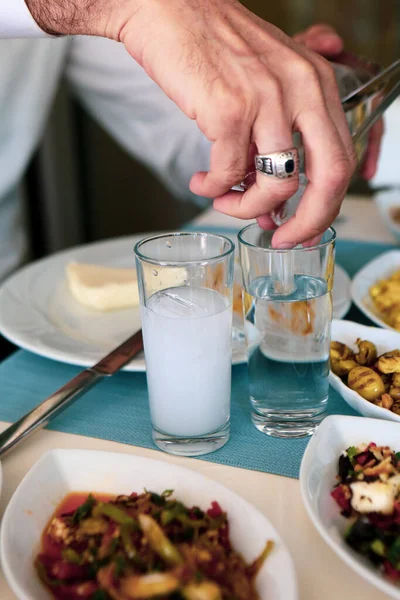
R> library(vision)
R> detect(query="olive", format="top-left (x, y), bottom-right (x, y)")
top-left (347, 366), bottom-right (385, 402)
top-left (355, 339), bottom-right (377, 366)
top-left (330, 342), bottom-right (353, 362)
top-left (391, 403), bottom-right (400, 416)
top-left (389, 385), bottom-right (400, 401)
top-left (377, 352), bottom-right (400, 374)
top-left (331, 358), bottom-right (358, 377)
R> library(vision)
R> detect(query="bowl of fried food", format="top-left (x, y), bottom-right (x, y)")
top-left (351, 250), bottom-right (400, 332)
top-left (330, 319), bottom-right (400, 422)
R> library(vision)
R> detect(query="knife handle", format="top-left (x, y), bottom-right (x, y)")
top-left (0, 369), bottom-right (102, 458)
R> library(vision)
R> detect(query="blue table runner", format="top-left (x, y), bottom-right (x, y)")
top-left (0, 236), bottom-right (397, 479)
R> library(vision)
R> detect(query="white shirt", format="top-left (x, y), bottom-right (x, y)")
top-left (0, 0), bottom-right (45, 38)
top-left (0, 34), bottom-right (211, 282)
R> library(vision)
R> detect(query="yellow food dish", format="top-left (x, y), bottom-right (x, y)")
top-left (330, 339), bottom-right (400, 415)
top-left (370, 269), bottom-right (400, 330)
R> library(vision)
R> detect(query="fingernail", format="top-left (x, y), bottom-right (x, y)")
top-left (276, 242), bottom-right (295, 249)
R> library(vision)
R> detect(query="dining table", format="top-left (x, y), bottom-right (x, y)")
top-left (0, 192), bottom-right (399, 600)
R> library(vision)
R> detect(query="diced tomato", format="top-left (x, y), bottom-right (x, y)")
top-left (42, 535), bottom-right (63, 560)
top-left (207, 501), bottom-right (223, 518)
top-left (368, 442), bottom-right (377, 448)
top-left (219, 523), bottom-right (231, 552)
top-left (51, 581), bottom-right (98, 600)
top-left (51, 561), bottom-right (89, 581)
top-left (355, 451), bottom-right (374, 466)
top-left (383, 560), bottom-right (400, 580)
top-left (331, 485), bottom-right (351, 513)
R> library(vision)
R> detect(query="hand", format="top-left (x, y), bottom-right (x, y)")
top-left (294, 23), bottom-right (384, 181)
top-left (26, 0), bottom-right (356, 247)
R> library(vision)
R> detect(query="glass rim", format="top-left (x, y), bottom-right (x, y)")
top-left (237, 223), bottom-right (336, 253)
top-left (133, 231), bottom-right (235, 266)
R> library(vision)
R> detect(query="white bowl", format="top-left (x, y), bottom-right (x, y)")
top-left (300, 414), bottom-right (400, 600)
top-left (351, 249), bottom-right (400, 332)
top-left (330, 319), bottom-right (400, 423)
top-left (0, 449), bottom-right (298, 600)
top-left (375, 189), bottom-right (400, 242)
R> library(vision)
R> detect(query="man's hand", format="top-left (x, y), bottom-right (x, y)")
top-left (294, 23), bottom-right (384, 181)
top-left (26, 0), bottom-right (356, 247)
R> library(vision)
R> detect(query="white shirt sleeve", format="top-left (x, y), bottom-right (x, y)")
top-left (0, 0), bottom-right (49, 38)
top-left (65, 36), bottom-right (211, 205)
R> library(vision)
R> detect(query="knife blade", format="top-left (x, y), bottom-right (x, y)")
top-left (0, 329), bottom-right (143, 458)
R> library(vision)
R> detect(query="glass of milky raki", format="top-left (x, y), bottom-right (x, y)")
top-left (134, 232), bottom-right (235, 456)
top-left (238, 224), bottom-right (335, 439)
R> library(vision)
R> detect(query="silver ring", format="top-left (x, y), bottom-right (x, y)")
top-left (255, 148), bottom-right (299, 179)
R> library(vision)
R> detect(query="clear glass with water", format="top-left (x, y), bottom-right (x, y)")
top-left (134, 232), bottom-right (234, 456)
top-left (238, 224), bottom-right (335, 438)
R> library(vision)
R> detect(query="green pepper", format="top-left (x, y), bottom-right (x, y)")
top-left (71, 494), bottom-right (96, 525)
top-left (371, 539), bottom-right (386, 557)
top-left (139, 514), bottom-right (184, 566)
top-left (62, 548), bottom-right (82, 564)
top-left (35, 559), bottom-right (63, 587)
top-left (92, 503), bottom-right (138, 527)
top-left (388, 537), bottom-right (400, 566)
top-left (121, 525), bottom-right (139, 560)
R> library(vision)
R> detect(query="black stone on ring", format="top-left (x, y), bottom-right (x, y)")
top-left (255, 149), bottom-right (299, 179)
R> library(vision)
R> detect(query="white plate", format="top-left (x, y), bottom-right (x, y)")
top-left (330, 319), bottom-right (400, 423)
top-left (300, 414), bottom-right (400, 600)
top-left (332, 264), bottom-right (352, 320)
top-left (0, 449), bottom-right (298, 600)
top-left (375, 189), bottom-right (400, 242)
top-left (351, 250), bottom-right (400, 332)
top-left (0, 234), bottom-right (351, 371)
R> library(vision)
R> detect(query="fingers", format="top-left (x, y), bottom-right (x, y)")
top-left (360, 119), bottom-right (385, 180)
top-left (213, 91), bottom-right (299, 219)
top-left (272, 106), bottom-right (351, 247)
top-left (190, 127), bottom-right (250, 198)
top-left (293, 23), bottom-right (344, 57)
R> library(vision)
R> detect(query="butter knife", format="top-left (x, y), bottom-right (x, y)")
top-left (0, 329), bottom-right (143, 458)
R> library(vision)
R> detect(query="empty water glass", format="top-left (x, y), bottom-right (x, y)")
top-left (238, 224), bottom-right (336, 438)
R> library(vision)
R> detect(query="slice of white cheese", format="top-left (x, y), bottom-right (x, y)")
top-left (66, 262), bottom-right (140, 311)
top-left (350, 474), bottom-right (400, 515)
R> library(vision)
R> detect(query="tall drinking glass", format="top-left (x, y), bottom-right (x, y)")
top-left (134, 232), bottom-right (234, 456)
top-left (238, 224), bottom-right (335, 438)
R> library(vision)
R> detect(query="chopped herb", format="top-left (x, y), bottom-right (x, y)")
top-left (114, 555), bottom-right (127, 578)
top-left (388, 537), bottom-right (400, 566)
top-left (346, 446), bottom-right (358, 462)
top-left (395, 452), bottom-right (400, 461)
top-left (161, 503), bottom-right (186, 526)
top-left (149, 492), bottom-right (166, 506)
top-left (162, 489), bottom-right (174, 498)
top-left (91, 590), bottom-right (110, 600)
top-left (72, 494), bottom-right (96, 525)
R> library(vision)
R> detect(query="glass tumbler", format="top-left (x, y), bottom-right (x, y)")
top-left (238, 224), bottom-right (336, 438)
top-left (134, 232), bottom-right (234, 456)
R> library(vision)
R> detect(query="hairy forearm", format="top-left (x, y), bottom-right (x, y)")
top-left (24, 0), bottom-right (133, 38)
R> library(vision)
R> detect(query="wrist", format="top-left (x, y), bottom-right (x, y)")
top-left (24, 0), bottom-right (143, 38)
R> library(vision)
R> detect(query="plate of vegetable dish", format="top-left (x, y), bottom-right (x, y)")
top-left (330, 319), bottom-right (400, 422)
top-left (0, 449), bottom-right (297, 600)
top-left (300, 414), bottom-right (400, 600)
top-left (351, 250), bottom-right (400, 332)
